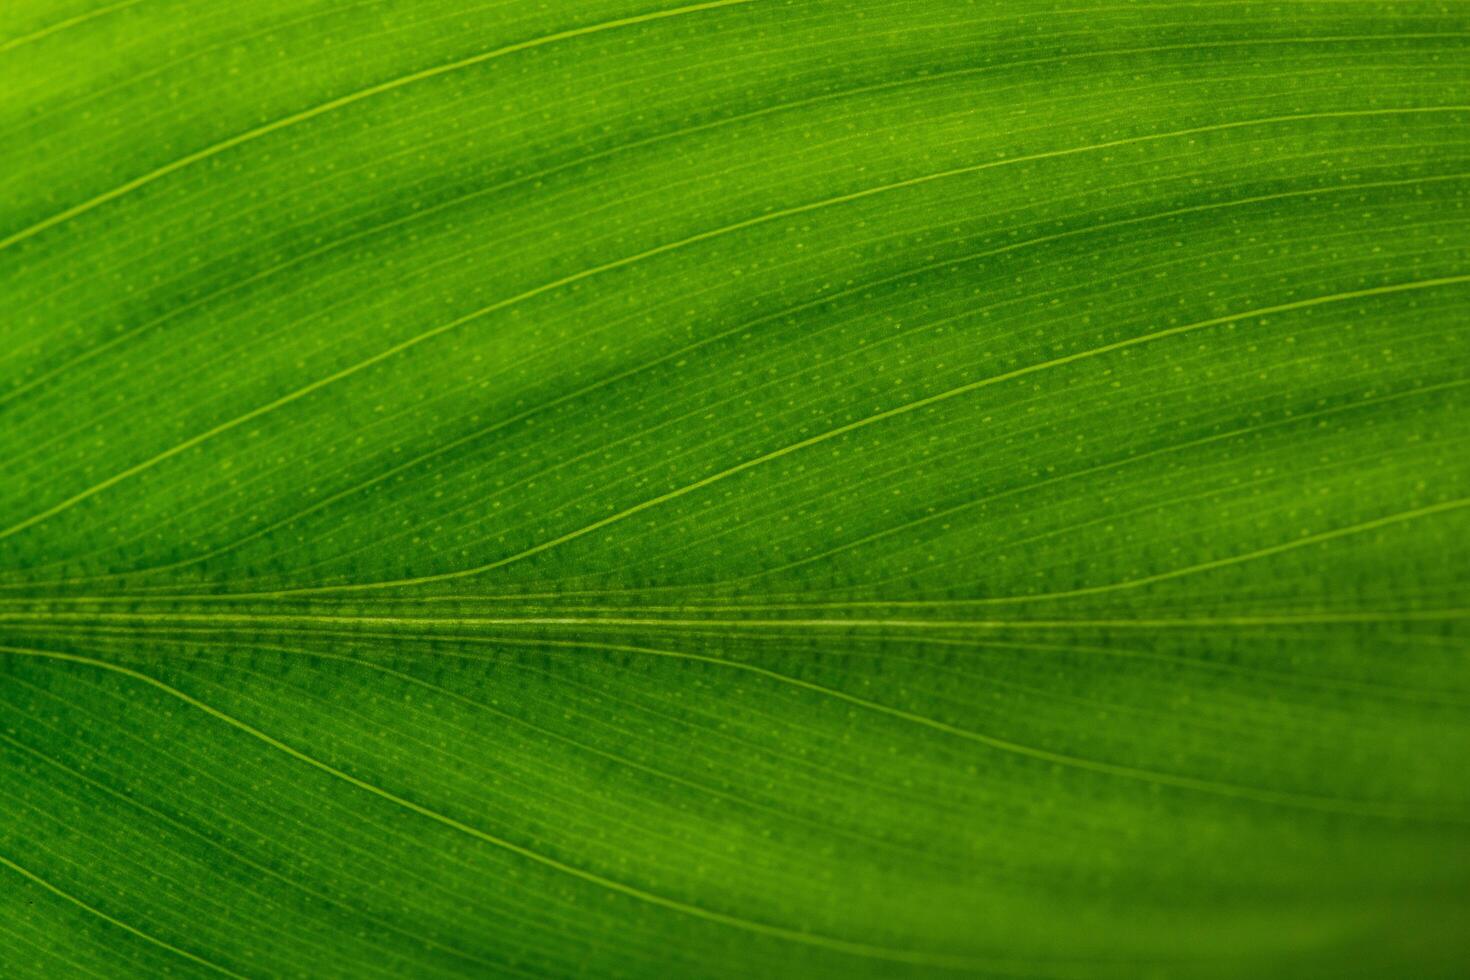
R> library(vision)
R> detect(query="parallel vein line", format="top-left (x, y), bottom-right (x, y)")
top-left (0, 0), bottom-right (755, 253)
top-left (0, 850), bottom-right (247, 978)
top-left (268, 273), bottom-right (1470, 595)
top-left (30, 168), bottom-right (1465, 587)
top-left (6, 31), bottom-right (1457, 402)
top-left (10, 610), bottom-right (1462, 628)
top-left (243, 640), bottom-right (928, 859)
top-left (4, 640), bottom-right (1445, 821)
top-left (0, 0), bottom-right (146, 56)
top-left (724, 497), bottom-right (1470, 609)
top-left (0, 729), bottom-right (502, 973)
top-left (0, 644), bottom-right (1012, 971)
top-left (4, 108), bottom-right (1463, 547)
top-left (699, 379), bottom-right (1470, 591)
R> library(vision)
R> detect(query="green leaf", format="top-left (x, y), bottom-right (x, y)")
top-left (2, 1), bottom-right (1468, 976)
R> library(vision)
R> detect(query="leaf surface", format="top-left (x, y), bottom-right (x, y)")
top-left (2, 1), bottom-right (1469, 976)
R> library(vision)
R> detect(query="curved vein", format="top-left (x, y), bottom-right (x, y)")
top-left (253, 272), bottom-right (1470, 595)
top-left (5, 30), bottom-right (1455, 401)
top-left (24, 166), bottom-right (1464, 588)
top-left (0, 850), bottom-right (247, 978)
top-left (0, 0), bottom-right (755, 253)
top-left (0, 730), bottom-right (503, 974)
top-left (5, 106), bottom-right (1463, 549)
top-left (0, 643), bottom-right (1019, 972)
top-left (0, 0), bottom-right (146, 56)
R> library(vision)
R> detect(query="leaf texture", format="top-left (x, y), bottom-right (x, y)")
top-left (2, 1), bottom-right (1469, 977)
